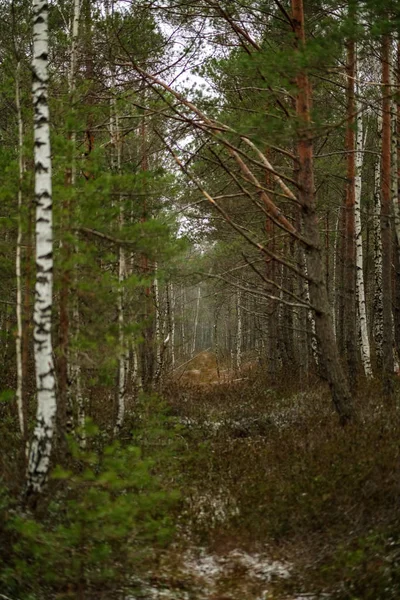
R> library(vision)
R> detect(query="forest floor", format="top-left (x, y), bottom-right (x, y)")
top-left (2, 354), bottom-right (400, 599)
top-left (135, 354), bottom-right (400, 600)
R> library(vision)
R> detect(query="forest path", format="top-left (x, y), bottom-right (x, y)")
top-left (134, 545), bottom-right (318, 600)
top-left (132, 380), bottom-right (324, 600)
top-left (174, 350), bottom-right (253, 386)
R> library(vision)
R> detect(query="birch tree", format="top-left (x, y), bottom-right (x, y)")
top-left (344, 8), bottom-right (358, 381)
top-left (15, 61), bottom-right (26, 439)
top-left (354, 83), bottom-right (373, 378)
top-left (26, 0), bottom-right (56, 496)
top-left (373, 119), bottom-right (384, 369)
top-left (381, 35), bottom-right (394, 391)
top-left (192, 285), bottom-right (201, 357)
top-left (235, 289), bottom-right (242, 371)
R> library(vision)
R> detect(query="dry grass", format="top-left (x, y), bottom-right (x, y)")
top-left (163, 371), bottom-right (400, 599)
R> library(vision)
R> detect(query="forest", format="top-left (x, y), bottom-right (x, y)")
top-left (1, 0), bottom-right (400, 598)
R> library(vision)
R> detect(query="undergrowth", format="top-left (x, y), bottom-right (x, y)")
top-left (0, 395), bottom-right (183, 600)
top-left (163, 374), bottom-right (400, 599)
top-left (2, 375), bottom-right (400, 599)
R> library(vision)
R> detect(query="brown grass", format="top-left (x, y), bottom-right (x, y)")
top-left (163, 371), bottom-right (400, 599)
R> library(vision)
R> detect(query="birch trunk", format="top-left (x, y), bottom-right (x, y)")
top-left (115, 241), bottom-right (126, 433)
top-left (354, 85), bottom-right (373, 378)
top-left (154, 266), bottom-right (162, 375)
top-left (73, 302), bottom-right (85, 447)
top-left (181, 285), bottom-right (186, 359)
top-left (331, 207), bottom-right (341, 338)
top-left (114, 82), bottom-right (126, 433)
top-left (235, 289), bottom-right (242, 371)
top-left (381, 35), bottom-right (394, 391)
top-left (344, 18), bottom-right (358, 381)
top-left (26, 0), bottom-right (57, 496)
top-left (70, 0), bottom-right (84, 440)
top-left (373, 120), bottom-right (384, 370)
top-left (104, 2), bottom-right (127, 430)
top-left (303, 259), bottom-right (319, 366)
top-left (139, 115), bottom-right (155, 391)
top-left (214, 307), bottom-right (221, 382)
top-left (15, 62), bottom-right (26, 439)
top-left (390, 50), bottom-right (400, 251)
top-left (168, 283), bottom-right (176, 369)
top-left (192, 285), bottom-right (201, 357)
top-left (394, 41), bottom-right (400, 361)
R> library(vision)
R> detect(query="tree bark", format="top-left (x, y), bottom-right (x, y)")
top-left (192, 285), bottom-right (201, 357)
top-left (373, 117), bottom-right (384, 369)
top-left (344, 19), bottom-right (358, 382)
top-left (15, 61), bottom-right (27, 440)
top-left (291, 0), bottom-right (353, 423)
top-left (26, 0), bottom-right (57, 498)
top-left (354, 77), bottom-right (373, 378)
top-left (381, 35), bottom-right (394, 391)
top-left (235, 289), bottom-right (242, 371)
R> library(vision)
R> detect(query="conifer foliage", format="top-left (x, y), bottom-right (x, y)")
top-left (1, 0), bottom-right (400, 596)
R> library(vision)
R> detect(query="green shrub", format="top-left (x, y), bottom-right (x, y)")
top-left (0, 406), bottom-right (181, 599)
top-left (320, 530), bottom-right (400, 600)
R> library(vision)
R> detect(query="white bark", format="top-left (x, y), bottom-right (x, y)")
top-left (73, 303), bottom-right (86, 447)
top-left (181, 285), bottom-right (186, 358)
top-left (331, 207), bottom-right (341, 338)
top-left (26, 0), bottom-right (56, 495)
top-left (235, 289), bottom-right (242, 371)
top-left (154, 265), bottom-right (162, 372)
top-left (132, 344), bottom-right (142, 391)
top-left (104, 10), bottom-right (126, 432)
top-left (68, 0), bottom-right (81, 97)
top-left (68, 0), bottom-right (83, 442)
top-left (214, 306), bottom-right (221, 381)
top-left (302, 258), bottom-right (318, 366)
top-left (354, 90), bottom-right (373, 378)
top-left (390, 54), bottom-right (400, 250)
top-left (373, 117), bottom-right (383, 368)
top-left (114, 111), bottom-right (126, 434)
top-left (115, 246), bottom-right (126, 434)
top-left (168, 283), bottom-right (176, 369)
top-left (191, 285), bottom-right (201, 357)
top-left (15, 62), bottom-right (25, 438)
top-left (154, 265), bottom-right (170, 385)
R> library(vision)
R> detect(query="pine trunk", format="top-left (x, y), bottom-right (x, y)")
top-left (291, 0), bottom-right (353, 423)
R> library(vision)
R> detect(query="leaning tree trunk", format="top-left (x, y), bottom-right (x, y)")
top-left (381, 35), bottom-right (394, 392)
top-left (291, 0), bottom-right (353, 423)
top-left (26, 0), bottom-right (57, 497)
